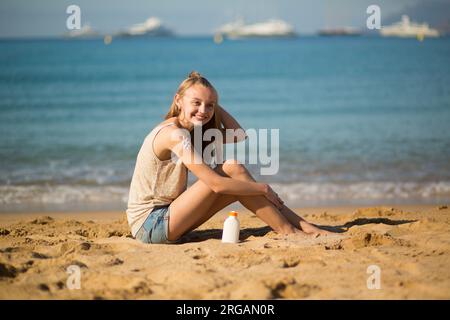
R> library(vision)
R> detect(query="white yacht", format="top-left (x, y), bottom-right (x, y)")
top-left (117, 17), bottom-right (173, 37)
top-left (215, 18), bottom-right (296, 39)
top-left (380, 15), bottom-right (439, 38)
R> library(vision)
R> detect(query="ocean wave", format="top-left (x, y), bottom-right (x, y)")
top-left (272, 181), bottom-right (450, 201)
top-left (0, 181), bottom-right (449, 210)
top-left (0, 185), bottom-right (128, 206)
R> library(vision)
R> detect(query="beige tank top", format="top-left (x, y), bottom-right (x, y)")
top-left (126, 122), bottom-right (188, 237)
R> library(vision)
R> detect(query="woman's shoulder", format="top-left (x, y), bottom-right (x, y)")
top-left (155, 117), bottom-right (185, 130)
top-left (152, 118), bottom-right (187, 148)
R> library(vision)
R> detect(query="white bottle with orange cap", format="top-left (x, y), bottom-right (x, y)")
top-left (222, 211), bottom-right (240, 243)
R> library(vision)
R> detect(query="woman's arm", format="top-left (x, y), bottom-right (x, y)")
top-left (167, 126), bottom-right (265, 196)
top-left (164, 126), bottom-right (284, 209)
top-left (217, 105), bottom-right (247, 144)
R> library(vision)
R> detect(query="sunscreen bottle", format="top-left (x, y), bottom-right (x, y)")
top-left (222, 211), bottom-right (240, 243)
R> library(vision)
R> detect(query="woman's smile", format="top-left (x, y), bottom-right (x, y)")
top-left (194, 114), bottom-right (208, 121)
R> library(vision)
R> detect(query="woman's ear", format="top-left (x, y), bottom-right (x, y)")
top-left (174, 94), bottom-right (181, 109)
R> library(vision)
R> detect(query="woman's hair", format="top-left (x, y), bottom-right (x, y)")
top-left (165, 71), bottom-right (222, 155)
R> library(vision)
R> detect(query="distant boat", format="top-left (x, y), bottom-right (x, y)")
top-left (64, 24), bottom-right (100, 39)
top-left (318, 27), bottom-right (362, 37)
top-left (215, 18), bottom-right (296, 39)
top-left (116, 17), bottom-right (174, 37)
top-left (380, 15), bottom-right (439, 38)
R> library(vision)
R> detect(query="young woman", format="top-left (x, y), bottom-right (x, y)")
top-left (126, 71), bottom-right (333, 244)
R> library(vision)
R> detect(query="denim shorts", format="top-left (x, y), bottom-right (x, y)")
top-left (135, 205), bottom-right (178, 244)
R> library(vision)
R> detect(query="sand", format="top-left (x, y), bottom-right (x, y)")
top-left (1, 204), bottom-right (449, 299)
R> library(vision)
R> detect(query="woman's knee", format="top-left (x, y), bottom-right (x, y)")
top-left (221, 159), bottom-right (247, 178)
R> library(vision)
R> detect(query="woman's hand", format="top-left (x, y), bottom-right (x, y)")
top-left (262, 183), bottom-right (284, 210)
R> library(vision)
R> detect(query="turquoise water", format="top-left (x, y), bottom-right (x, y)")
top-left (0, 36), bottom-right (449, 211)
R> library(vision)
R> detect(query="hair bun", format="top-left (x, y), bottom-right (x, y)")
top-left (188, 71), bottom-right (202, 79)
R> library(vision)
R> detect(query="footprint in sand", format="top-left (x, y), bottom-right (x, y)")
top-left (279, 258), bottom-right (300, 268)
top-left (340, 232), bottom-right (411, 250)
top-left (184, 247), bottom-right (209, 260)
top-left (105, 257), bottom-right (124, 266)
top-left (30, 216), bottom-right (55, 225)
top-left (31, 251), bottom-right (49, 259)
top-left (0, 262), bottom-right (18, 278)
top-left (58, 241), bottom-right (91, 256)
top-left (192, 254), bottom-right (208, 260)
top-left (264, 277), bottom-right (321, 299)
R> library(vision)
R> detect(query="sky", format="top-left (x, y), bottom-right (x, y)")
top-left (0, 0), bottom-right (448, 38)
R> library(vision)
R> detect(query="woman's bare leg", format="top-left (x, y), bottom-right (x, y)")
top-left (278, 205), bottom-right (335, 236)
top-left (193, 160), bottom-right (312, 233)
top-left (183, 192), bottom-right (237, 233)
top-left (224, 161), bottom-right (335, 236)
top-left (168, 159), bottom-right (298, 241)
top-left (168, 179), bottom-right (233, 241)
top-left (219, 161), bottom-right (305, 235)
top-left (186, 162), bottom-right (305, 234)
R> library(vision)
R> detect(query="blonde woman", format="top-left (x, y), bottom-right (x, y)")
top-left (126, 71), bottom-right (333, 244)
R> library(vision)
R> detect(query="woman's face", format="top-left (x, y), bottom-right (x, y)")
top-left (176, 84), bottom-right (217, 128)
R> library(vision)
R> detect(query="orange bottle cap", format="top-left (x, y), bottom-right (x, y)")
top-left (229, 211), bottom-right (238, 217)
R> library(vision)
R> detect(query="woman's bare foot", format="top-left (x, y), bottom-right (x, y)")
top-left (274, 226), bottom-right (310, 238)
top-left (277, 228), bottom-right (317, 241)
top-left (299, 221), bottom-right (337, 237)
top-left (276, 223), bottom-right (335, 240)
top-left (289, 228), bottom-right (328, 240)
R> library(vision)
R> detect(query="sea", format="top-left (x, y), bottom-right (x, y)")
top-left (1, 36), bottom-right (449, 212)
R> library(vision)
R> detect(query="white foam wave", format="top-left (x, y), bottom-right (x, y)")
top-left (0, 181), bottom-right (449, 210)
top-left (272, 181), bottom-right (450, 201)
top-left (0, 185), bottom-right (128, 206)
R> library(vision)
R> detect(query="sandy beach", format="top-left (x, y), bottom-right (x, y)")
top-left (0, 204), bottom-right (449, 299)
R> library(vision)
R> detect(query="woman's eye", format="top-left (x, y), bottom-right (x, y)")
top-left (193, 101), bottom-right (200, 106)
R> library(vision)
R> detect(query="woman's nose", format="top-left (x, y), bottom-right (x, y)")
top-left (199, 104), bottom-right (207, 113)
